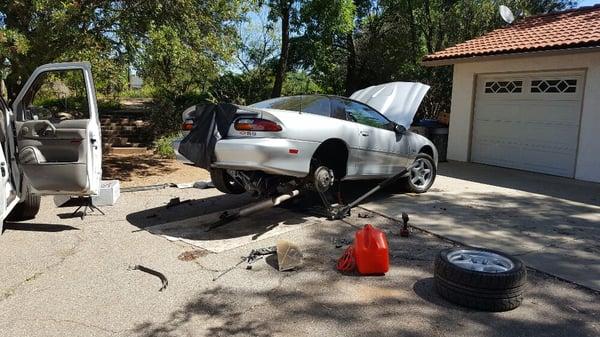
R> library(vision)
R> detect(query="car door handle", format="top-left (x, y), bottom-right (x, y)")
top-left (360, 131), bottom-right (369, 137)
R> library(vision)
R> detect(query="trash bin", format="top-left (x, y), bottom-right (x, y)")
top-left (412, 119), bottom-right (449, 162)
top-left (429, 127), bottom-right (448, 162)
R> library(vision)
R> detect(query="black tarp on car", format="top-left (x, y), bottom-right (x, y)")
top-left (178, 103), bottom-right (238, 169)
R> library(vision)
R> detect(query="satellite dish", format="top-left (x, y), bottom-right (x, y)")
top-left (500, 5), bottom-right (515, 24)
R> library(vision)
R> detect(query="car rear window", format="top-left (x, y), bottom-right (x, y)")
top-left (251, 96), bottom-right (331, 117)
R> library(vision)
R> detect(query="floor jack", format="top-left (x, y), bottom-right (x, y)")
top-left (204, 162), bottom-right (418, 231)
top-left (317, 163), bottom-right (417, 220)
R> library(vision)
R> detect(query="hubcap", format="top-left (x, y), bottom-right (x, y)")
top-left (410, 158), bottom-right (433, 187)
top-left (447, 249), bottom-right (514, 273)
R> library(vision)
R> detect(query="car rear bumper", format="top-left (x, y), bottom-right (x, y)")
top-left (212, 138), bottom-right (320, 177)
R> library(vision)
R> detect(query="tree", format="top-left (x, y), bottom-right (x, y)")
top-left (261, 0), bottom-right (299, 98)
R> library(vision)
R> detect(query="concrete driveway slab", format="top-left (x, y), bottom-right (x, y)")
top-left (147, 207), bottom-right (324, 253)
top-left (1, 184), bottom-right (599, 336)
top-left (362, 161), bottom-right (600, 291)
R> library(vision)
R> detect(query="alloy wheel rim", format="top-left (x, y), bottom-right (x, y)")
top-left (447, 249), bottom-right (515, 273)
top-left (410, 158), bottom-right (433, 187)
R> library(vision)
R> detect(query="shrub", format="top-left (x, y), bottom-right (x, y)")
top-left (153, 133), bottom-right (180, 159)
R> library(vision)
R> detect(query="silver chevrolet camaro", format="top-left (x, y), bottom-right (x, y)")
top-left (176, 82), bottom-right (438, 196)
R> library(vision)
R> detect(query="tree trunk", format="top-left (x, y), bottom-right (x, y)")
top-left (271, 1), bottom-right (291, 98)
top-left (344, 32), bottom-right (357, 96)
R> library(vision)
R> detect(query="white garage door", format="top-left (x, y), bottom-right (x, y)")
top-left (472, 71), bottom-right (584, 177)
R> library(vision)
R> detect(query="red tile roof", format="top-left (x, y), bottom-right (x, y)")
top-left (423, 5), bottom-right (600, 64)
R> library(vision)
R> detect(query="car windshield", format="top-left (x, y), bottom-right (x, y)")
top-left (250, 95), bottom-right (331, 117)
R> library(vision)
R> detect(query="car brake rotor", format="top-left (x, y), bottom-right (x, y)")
top-left (314, 166), bottom-right (335, 193)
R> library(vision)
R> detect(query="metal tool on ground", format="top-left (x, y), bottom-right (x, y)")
top-left (70, 196), bottom-right (105, 219)
top-left (276, 240), bottom-right (303, 271)
top-left (205, 190), bottom-right (300, 231)
top-left (400, 212), bottom-right (410, 237)
top-left (166, 197), bottom-right (191, 208)
top-left (212, 246), bottom-right (277, 281)
top-left (129, 265), bottom-right (168, 291)
top-left (318, 162), bottom-right (419, 220)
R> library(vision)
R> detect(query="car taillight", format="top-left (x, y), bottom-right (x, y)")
top-left (181, 119), bottom-right (194, 131)
top-left (234, 118), bottom-right (282, 132)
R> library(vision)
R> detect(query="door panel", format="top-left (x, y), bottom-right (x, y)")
top-left (341, 99), bottom-right (409, 177)
top-left (12, 62), bottom-right (101, 196)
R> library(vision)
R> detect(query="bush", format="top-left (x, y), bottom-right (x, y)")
top-left (153, 133), bottom-right (180, 159)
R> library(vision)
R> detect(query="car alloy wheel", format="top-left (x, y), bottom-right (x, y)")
top-left (433, 248), bottom-right (527, 312)
top-left (446, 249), bottom-right (515, 273)
top-left (410, 157), bottom-right (433, 188)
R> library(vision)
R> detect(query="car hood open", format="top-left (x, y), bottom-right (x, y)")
top-left (350, 82), bottom-right (430, 129)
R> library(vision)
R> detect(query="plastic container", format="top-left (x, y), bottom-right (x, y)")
top-left (92, 180), bottom-right (120, 206)
top-left (354, 224), bottom-right (389, 275)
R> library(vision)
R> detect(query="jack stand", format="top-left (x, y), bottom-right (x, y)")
top-left (205, 190), bottom-right (300, 232)
top-left (71, 197), bottom-right (105, 219)
top-left (322, 162), bottom-right (418, 220)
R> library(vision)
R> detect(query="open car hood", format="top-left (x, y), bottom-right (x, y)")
top-left (350, 82), bottom-right (430, 129)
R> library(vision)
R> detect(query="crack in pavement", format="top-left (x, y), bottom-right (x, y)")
top-left (0, 233), bottom-right (84, 303)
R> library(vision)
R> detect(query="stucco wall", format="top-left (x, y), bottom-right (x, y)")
top-left (448, 51), bottom-right (600, 182)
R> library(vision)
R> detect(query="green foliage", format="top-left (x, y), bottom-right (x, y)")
top-left (0, 0), bottom-right (576, 139)
top-left (153, 133), bottom-right (179, 159)
top-left (282, 71), bottom-right (324, 96)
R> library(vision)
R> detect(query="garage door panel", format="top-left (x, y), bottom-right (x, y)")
top-left (472, 72), bottom-right (583, 178)
top-left (473, 120), bottom-right (579, 152)
top-left (476, 101), bottom-right (580, 126)
top-left (472, 140), bottom-right (576, 177)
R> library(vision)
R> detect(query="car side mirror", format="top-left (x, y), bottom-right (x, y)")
top-left (394, 124), bottom-right (407, 135)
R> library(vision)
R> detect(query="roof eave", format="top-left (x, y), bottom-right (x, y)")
top-left (422, 45), bottom-right (600, 67)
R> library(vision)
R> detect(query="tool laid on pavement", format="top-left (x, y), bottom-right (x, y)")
top-left (400, 212), bottom-right (410, 237)
top-left (205, 190), bottom-right (300, 232)
top-left (166, 197), bottom-right (191, 208)
top-left (129, 265), bottom-right (169, 292)
top-left (213, 246), bottom-right (277, 281)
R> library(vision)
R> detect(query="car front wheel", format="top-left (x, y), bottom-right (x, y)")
top-left (402, 153), bottom-right (436, 193)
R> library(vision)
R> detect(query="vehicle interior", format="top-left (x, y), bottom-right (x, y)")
top-left (14, 69), bottom-right (93, 193)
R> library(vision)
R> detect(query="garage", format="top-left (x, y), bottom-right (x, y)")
top-left (471, 72), bottom-right (584, 177)
top-left (422, 5), bottom-right (600, 182)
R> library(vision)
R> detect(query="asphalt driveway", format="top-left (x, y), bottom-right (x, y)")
top-left (363, 161), bottom-right (600, 291)
top-left (0, 182), bottom-right (599, 336)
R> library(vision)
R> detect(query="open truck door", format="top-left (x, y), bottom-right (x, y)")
top-left (9, 62), bottom-right (101, 201)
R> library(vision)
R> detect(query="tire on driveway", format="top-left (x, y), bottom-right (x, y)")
top-left (433, 248), bottom-right (527, 312)
top-left (7, 187), bottom-right (41, 221)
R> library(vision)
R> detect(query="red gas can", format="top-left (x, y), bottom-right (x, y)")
top-left (354, 224), bottom-right (389, 275)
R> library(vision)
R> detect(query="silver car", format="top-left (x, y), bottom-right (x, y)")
top-left (177, 82), bottom-right (438, 196)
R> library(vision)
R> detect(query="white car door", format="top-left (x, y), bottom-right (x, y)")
top-left (342, 99), bottom-right (409, 177)
top-left (9, 62), bottom-right (102, 197)
top-left (0, 99), bottom-right (19, 227)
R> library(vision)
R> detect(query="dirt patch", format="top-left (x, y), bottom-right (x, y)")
top-left (178, 250), bottom-right (210, 261)
top-left (103, 150), bottom-right (209, 187)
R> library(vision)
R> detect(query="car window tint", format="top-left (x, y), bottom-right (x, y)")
top-left (344, 100), bottom-right (391, 129)
top-left (330, 98), bottom-right (347, 120)
top-left (250, 96), bottom-right (303, 112)
top-left (301, 96), bottom-right (330, 116)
